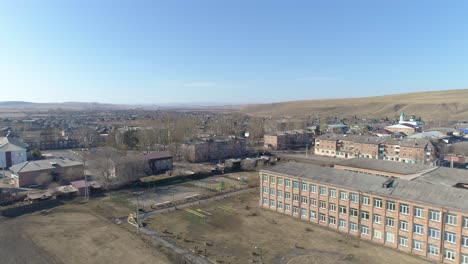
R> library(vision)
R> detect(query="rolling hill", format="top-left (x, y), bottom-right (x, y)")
top-left (241, 89), bottom-right (468, 121)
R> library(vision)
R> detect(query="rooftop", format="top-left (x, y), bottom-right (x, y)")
top-left (335, 158), bottom-right (435, 175)
top-left (10, 158), bottom-right (83, 174)
top-left (0, 137), bottom-right (28, 151)
top-left (262, 162), bottom-right (468, 212)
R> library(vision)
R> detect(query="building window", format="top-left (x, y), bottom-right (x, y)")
top-left (301, 208), bottom-right (307, 217)
top-left (285, 179), bottom-right (291, 187)
top-left (373, 214), bottom-right (381, 224)
top-left (277, 190), bottom-right (283, 198)
top-left (446, 213), bottom-right (458, 226)
top-left (399, 221), bottom-right (409, 231)
top-left (350, 208), bottom-right (358, 217)
top-left (350, 222), bottom-right (358, 231)
top-left (339, 218), bottom-right (346, 228)
top-left (374, 230), bottom-right (382, 239)
top-left (310, 198), bottom-right (317, 206)
top-left (270, 188), bottom-right (275, 196)
top-left (461, 255), bottom-right (468, 264)
top-left (301, 196), bottom-right (308, 204)
top-left (263, 175), bottom-right (268, 182)
top-left (413, 224), bottom-right (424, 235)
top-left (385, 232), bottom-right (395, 243)
top-left (428, 228), bottom-right (440, 239)
top-left (319, 186), bottom-right (327, 195)
top-left (414, 207), bottom-right (424, 218)
top-left (444, 249), bottom-right (456, 261)
top-left (319, 213), bottom-right (326, 222)
top-left (270, 199), bottom-right (275, 207)
top-left (399, 236), bottom-right (408, 247)
top-left (301, 182), bottom-right (307, 191)
top-left (293, 206), bottom-right (299, 214)
top-left (285, 204), bottom-right (291, 212)
top-left (263, 198), bottom-right (268, 205)
top-left (413, 240), bottom-right (423, 251)
top-left (350, 193), bottom-right (358, 203)
top-left (329, 203), bottom-right (336, 212)
top-left (361, 225), bottom-right (369, 235)
top-left (428, 244), bottom-right (439, 256)
top-left (270, 176), bottom-right (275, 184)
top-left (361, 211), bottom-right (370, 221)
top-left (277, 201), bottom-right (283, 209)
top-left (386, 217), bottom-right (395, 227)
top-left (310, 210), bottom-right (316, 219)
top-left (361, 196), bottom-right (370, 206)
top-left (277, 178), bottom-right (283, 185)
top-left (293, 194), bottom-right (299, 202)
top-left (293, 181), bottom-right (299, 189)
top-left (319, 200), bottom-right (326, 209)
top-left (373, 198), bottom-right (382, 208)
top-left (310, 184), bottom-right (317, 193)
top-left (400, 204), bottom-right (409, 215)
top-left (463, 217), bottom-right (468, 229)
top-left (462, 236), bottom-right (468, 247)
top-left (339, 205), bottom-right (347, 214)
top-left (262, 186), bottom-right (268, 194)
top-left (329, 216), bottom-right (336, 225)
top-left (444, 231), bottom-right (457, 244)
top-left (386, 201), bottom-right (395, 211)
top-left (285, 192), bottom-right (291, 200)
top-left (340, 191), bottom-right (347, 200)
top-left (429, 210), bottom-right (440, 222)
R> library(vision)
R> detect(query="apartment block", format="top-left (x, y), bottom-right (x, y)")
top-left (180, 136), bottom-right (247, 163)
top-left (315, 134), bottom-right (436, 164)
top-left (264, 129), bottom-right (313, 150)
top-left (260, 162), bottom-right (468, 263)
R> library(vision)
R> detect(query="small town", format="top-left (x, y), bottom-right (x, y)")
top-left (1, 1), bottom-right (468, 264)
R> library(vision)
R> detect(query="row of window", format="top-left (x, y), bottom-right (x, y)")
top-left (263, 197), bottom-right (468, 247)
top-left (262, 177), bottom-right (468, 227)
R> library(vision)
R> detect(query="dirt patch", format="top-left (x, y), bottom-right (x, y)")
top-left (147, 191), bottom-right (430, 264)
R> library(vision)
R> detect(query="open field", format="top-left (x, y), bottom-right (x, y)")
top-left (146, 191), bottom-right (430, 264)
top-left (0, 199), bottom-right (172, 264)
top-left (242, 89), bottom-right (468, 121)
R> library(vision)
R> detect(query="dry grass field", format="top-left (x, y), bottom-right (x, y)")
top-left (146, 191), bottom-right (430, 264)
top-left (0, 198), bottom-right (172, 264)
top-left (242, 89), bottom-right (468, 120)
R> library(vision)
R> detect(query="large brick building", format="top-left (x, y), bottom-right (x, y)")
top-left (260, 162), bottom-right (468, 263)
top-left (315, 134), bottom-right (437, 164)
top-left (10, 158), bottom-right (84, 188)
top-left (264, 129), bottom-right (313, 150)
top-left (181, 136), bottom-right (247, 163)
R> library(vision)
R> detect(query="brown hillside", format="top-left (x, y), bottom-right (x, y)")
top-left (241, 89), bottom-right (468, 121)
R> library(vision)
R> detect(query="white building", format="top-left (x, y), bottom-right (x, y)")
top-left (398, 112), bottom-right (424, 127)
top-left (0, 137), bottom-right (28, 168)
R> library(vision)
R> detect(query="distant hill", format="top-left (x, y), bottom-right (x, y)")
top-left (0, 101), bottom-right (133, 111)
top-left (0, 101), bottom-right (242, 112)
top-left (241, 89), bottom-right (468, 121)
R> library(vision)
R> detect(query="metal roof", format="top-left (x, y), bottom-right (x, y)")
top-left (10, 158), bottom-right (83, 174)
top-left (262, 162), bottom-right (468, 212)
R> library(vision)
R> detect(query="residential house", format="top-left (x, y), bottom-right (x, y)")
top-left (0, 137), bottom-right (28, 168)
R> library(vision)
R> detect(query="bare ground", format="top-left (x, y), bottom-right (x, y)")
top-left (0, 198), bottom-right (172, 264)
top-left (146, 190), bottom-right (431, 264)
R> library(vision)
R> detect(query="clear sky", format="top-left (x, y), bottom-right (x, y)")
top-left (1, 0), bottom-right (468, 105)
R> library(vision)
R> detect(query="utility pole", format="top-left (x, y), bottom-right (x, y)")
top-left (305, 144), bottom-right (308, 158)
top-left (134, 192), bottom-right (140, 234)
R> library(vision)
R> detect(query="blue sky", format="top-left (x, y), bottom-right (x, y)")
top-left (0, 0), bottom-right (467, 104)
